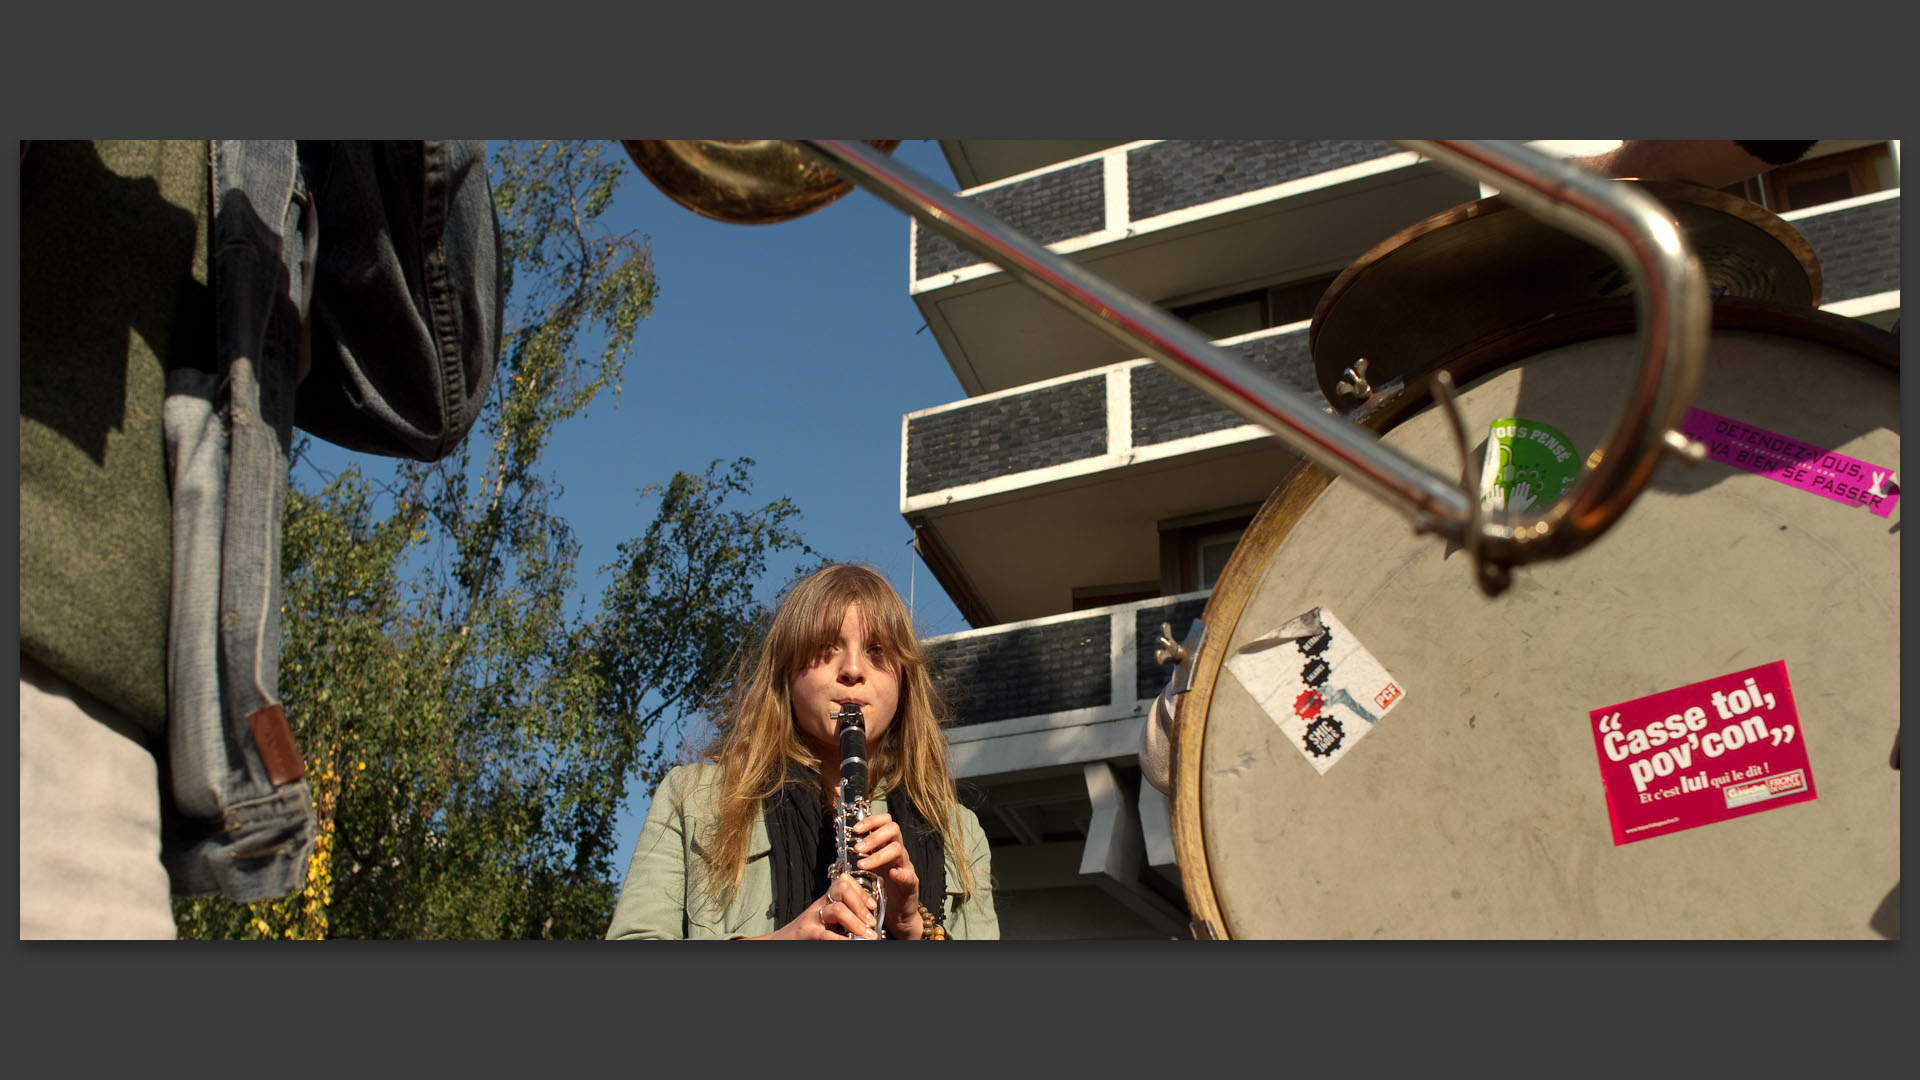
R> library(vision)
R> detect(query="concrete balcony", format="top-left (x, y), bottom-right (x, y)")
top-left (942, 140), bottom-right (1127, 189)
top-left (924, 591), bottom-right (1210, 937)
top-left (914, 139), bottom-right (1483, 396)
top-left (926, 590), bottom-right (1208, 770)
top-left (1786, 189), bottom-right (1902, 328)
top-left (901, 323), bottom-right (1321, 626)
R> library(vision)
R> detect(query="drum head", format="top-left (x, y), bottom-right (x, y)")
top-left (1309, 180), bottom-right (1823, 411)
top-left (1174, 306), bottom-right (1898, 939)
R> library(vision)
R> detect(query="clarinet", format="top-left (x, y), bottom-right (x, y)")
top-left (828, 703), bottom-right (886, 939)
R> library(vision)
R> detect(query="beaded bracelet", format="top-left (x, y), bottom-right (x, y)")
top-left (917, 904), bottom-right (949, 941)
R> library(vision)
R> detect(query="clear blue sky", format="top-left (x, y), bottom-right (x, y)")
top-left (302, 140), bottom-right (974, 883)
top-left (541, 139), bottom-right (969, 638)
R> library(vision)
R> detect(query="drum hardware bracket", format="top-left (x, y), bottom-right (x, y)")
top-left (1142, 620), bottom-right (1209, 797)
top-left (1335, 357), bottom-right (1374, 405)
top-left (1430, 369), bottom-right (1513, 597)
top-left (1155, 620), bottom-right (1208, 695)
top-left (1189, 918), bottom-right (1220, 941)
top-left (1347, 377), bottom-right (1409, 424)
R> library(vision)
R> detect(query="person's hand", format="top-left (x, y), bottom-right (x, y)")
top-left (764, 874), bottom-right (880, 940)
top-left (851, 812), bottom-right (928, 940)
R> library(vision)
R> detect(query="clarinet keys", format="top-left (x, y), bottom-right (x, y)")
top-left (829, 703), bottom-right (886, 938)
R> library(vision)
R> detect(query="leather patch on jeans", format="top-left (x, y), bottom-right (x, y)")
top-left (248, 705), bottom-right (307, 786)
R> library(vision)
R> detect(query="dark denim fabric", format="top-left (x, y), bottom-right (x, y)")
top-left (295, 141), bottom-right (503, 459)
top-left (161, 141), bottom-right (500, 901)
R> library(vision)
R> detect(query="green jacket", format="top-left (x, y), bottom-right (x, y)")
top-left (607, 763), bottom-right (998, 940)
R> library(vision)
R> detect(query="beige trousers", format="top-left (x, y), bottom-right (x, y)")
top-left (19, 654), bottom-right (177, 939)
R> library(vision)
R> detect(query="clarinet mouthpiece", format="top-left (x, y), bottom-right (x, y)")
top-left (835, 705), bottom-right (868, 798)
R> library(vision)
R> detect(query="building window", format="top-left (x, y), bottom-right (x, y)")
top-left (1159, 509), bottom-right (1258, 595)
top-left (1196, 530), bottom-right (1244, 590)
top-left (1173, 292), bottom-right (1268, 340)
top-left (1168, 271), bottom-right (1342, 340)
top-left (1266, 273), bottom-right (1340, 327)
top-left (1720, 142), bottom-right (1894, 213)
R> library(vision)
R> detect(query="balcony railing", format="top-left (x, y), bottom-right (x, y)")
top-left (926, 591), bottom-right (1209, 773)
top-left (902, 323), bottom-right (1321, 511)
top-left (912, 140), bottom-right (1417, 287)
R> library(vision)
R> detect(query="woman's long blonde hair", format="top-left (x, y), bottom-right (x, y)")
top-left (695, 563), bottom-right (975, 904)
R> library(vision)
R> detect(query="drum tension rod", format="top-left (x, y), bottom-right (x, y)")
top-left (1430, 369), bottom-right (1511, 598)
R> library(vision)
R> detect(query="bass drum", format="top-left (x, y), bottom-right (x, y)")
top-left (1169, 300), bottom-right (1900, 939)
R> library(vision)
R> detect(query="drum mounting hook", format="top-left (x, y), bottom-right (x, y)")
top-left (1431, 368), bottom-right (1512, 597)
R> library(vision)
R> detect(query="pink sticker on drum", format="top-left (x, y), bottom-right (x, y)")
top-left (1225, 607), bottom-right (1405, 775)
top-left (1589, 661), bottom-right (1816, 846)
top-left (1677, 407), bottom-right (1899, 518)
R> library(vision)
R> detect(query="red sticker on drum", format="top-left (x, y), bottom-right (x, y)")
top-left (1677, 407), bottom-right (1899, 518)
top-left (1589, 661), bottom-right (1816, 846)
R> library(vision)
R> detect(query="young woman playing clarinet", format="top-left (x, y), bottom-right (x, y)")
top-left (606, 563), bottom-right (997, 940)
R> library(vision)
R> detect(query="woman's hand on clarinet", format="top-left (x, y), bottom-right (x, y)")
top-left (765, 874), bottom-right (879, 940)
top-left (852, 813), bottom-right (927, 940)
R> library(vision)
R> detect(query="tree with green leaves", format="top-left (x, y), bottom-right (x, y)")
top-left (174, 140), bottom-right (813, 940)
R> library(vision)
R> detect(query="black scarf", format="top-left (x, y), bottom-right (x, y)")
top-left (766, 757), bottom-right (947, 930)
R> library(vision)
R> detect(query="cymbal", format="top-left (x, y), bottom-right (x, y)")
top-left (1309, 180), bottom-right (1822, 411)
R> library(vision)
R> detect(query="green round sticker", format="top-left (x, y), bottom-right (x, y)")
top-left (1479, 417), bottom-right (1580, 513)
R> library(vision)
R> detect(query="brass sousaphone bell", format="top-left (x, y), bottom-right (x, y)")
top-left (621, 140), bottom-right (901, 224)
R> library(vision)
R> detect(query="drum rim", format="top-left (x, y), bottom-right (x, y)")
top-left (1171, 460), bottom-right (1331, 940)
top-left (1170, 299), bottom-right (1896, 939)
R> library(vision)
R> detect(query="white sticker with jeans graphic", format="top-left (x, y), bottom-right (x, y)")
top-left (1226, 607), bottom-right (1404, 774)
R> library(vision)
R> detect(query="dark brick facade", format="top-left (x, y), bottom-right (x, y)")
top-left (1131, 329), bottom-right (1321, 446)
top-left (927, 616), bottom-right (1113, 727)
top-left (1796, 197), bottom-right (1901, 303)
top-left (918, 596), bottom-right (1217, 727)
top-left (915, 160), bottom-right (1106, 279)
top-left (1127, 140), bottom-right (1398, 220)
top-left (911, 141), bottom-right (1408, 281)
top-left (905, 378), bottom-right (1107, 496)
top-left (905, 329), bottom-right (1325, 499)
top-left (1132, 597), bottom-right (1211, 702)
